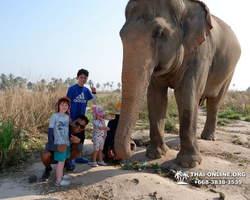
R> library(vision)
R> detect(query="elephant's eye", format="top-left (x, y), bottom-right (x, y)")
top-left (152, 27), bottom-right (163, 40)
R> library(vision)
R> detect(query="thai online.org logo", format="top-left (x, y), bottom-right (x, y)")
top-left (175, 170), bottom-right (189, 185)
top-left (174, 170), bottom-right (246, 185)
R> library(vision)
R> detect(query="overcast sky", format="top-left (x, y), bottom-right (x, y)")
top-left (0, 0), bottom-right (249, 90)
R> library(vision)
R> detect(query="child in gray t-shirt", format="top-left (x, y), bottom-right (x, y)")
top-left (47, 97), bottom-right (71, 186)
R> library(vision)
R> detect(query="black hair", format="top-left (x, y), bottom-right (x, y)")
top-left (75, 114), bottom-right (89, 125)
top-left (77, 69), bottom-right (89, 77)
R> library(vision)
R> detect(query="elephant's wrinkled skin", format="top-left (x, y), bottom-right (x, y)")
top-left (115, 0), bottom-right (241, 168)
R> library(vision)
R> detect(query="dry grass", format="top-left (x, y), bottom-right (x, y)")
top-left (1, 89), bottom-right (249, 134)
top-left (220, 91), bottom-right (250, 116)
top-left (0, 87), bottom-right (68, 134)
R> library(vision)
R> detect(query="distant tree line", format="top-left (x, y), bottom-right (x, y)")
top-left (0, 73), bottom-right (121, 92)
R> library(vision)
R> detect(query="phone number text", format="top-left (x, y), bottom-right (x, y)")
top-left (194, 179), bottom-right (243, 185)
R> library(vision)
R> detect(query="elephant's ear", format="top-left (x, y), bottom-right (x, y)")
top-left (182, 0), bottom-right (213, 53)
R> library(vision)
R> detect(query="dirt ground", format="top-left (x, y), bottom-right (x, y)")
top-left (0, 110), bottom-right (250, 200)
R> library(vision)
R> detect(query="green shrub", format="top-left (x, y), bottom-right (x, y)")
top-left (217, 119), bottom-right (230, 126)
top-left (218, 108), bottom-right (242, 120)
top-left (164, 118), bottom-right (177, 134)
top-left (85, 110), bottom-right (93, 123)
top-left (242, 106), bottom-right (250, 117)
top-left (227, 114), bottom-right (241, 120)
top-left (167, 109), bottom-right (178, 118)
top-left (218, 108), bottom-right (234, 118)
top-left (134, 120), bottom-right (150, 130)
top-left (139, 103), bottom-right (148, 120)
top-left (244, 116), bottom-right (250, 122)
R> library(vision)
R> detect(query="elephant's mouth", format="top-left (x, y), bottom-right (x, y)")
top-left (152, 62), bottom-right (166, 79)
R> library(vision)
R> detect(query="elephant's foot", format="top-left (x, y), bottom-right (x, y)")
top-left (176, 150), bottom-right (202, 168)
top-left (146, 143), bottom-right (169, 159)
top-left (201, 131), bottom-right (215, 141)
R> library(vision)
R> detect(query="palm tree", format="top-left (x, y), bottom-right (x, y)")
top-left (27, 82), bottom-right (33, 90)
top-left (106, 82), bottom-right (110, 91)
top-left (51, 77), bottom-right (57, 87)
top-left (64, 77), bottom-right (77, 87)
top-left (96, 83), bottom-right (101, 90)
top-left (88, 79), bottom-right (93, 87)
top-left (39, 79), bottom-right (46, 92)
top-left (65, 77), bottom-right (71, 87)
top-left (110, 81), bottom-right (114, 91)
top-left (9, 73), bottom-right (14, 87)
top-left (0, 73), bottom-right (10, 90)
top-left (117, 82), bottom-right (121, 90)
top-left (14, 76), bottom-right (27, 90)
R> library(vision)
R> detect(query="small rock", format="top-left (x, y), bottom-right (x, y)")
top-left (209, 189), bottom-right (217, 193)
top-left (28, 174), bottom-right (37, 183)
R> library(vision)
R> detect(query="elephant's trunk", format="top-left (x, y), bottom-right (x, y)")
top-left (115, 39), bottom-right (155, 158)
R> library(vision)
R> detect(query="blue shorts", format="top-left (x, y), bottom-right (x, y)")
top-left (54, 146), bottom-right (70, 162)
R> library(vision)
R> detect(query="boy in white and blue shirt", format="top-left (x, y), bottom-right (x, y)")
top-left (66, 69), bottom-right (97, 166)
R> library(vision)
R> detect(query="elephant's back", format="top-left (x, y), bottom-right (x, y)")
top-left (211, 14), bottom-right (241, 53)
top-left (200, 15), bottom-right (241, 96)
top-left (208, 14), bottom-right (241, 62)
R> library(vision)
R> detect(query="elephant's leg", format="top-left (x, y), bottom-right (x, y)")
top-left (146, 80), bottom-right (169, 159)
top-left (201, 97), bottom-right (218, 140)
top-left (175, 90), bottom-right (202, 168)
top-left (201, 80), bottom-right (231, 140)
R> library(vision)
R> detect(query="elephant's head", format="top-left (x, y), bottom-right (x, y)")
top-left (115, 0), bottom-right (213, 158)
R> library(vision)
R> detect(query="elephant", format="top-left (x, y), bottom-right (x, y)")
top-left (114, 0), bottom-right (241, 168)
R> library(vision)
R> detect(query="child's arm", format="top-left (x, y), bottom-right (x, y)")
top-left (67, 114), bottom-right (72, 124)
top-left (89, 84), bottom-right (97, 104)
top-left (93, 120), bottom-right (109, 131)
top-left (47, 128), bottom-right (67, 152)
top-left (47, 128), bottom-right (57, 150)
top-left (90, 94), bottom-right (97, 104)
top-left (98, 126), bottom-right (110, 131)
top-left (47, 115), bottom-right (67, 152)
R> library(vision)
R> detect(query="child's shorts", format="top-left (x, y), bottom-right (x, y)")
top-left (93, 138), bottom-right (105, 151)
top-left (54, 146), bottom-right (70, 162)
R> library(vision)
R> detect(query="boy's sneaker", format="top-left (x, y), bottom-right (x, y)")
top-left (41, 166), bottom-right (52, 182)
top-left (64, 162), bottom-right (76, 172)
top-left (69, 160), bottom-right (76, 168)
top-left (97, 161), bottom-right (107, 166)
top-left (55, 179), bottom-right (70, 186)
top-left (62, 174), bottom-right (72, 180)
top-left (75, 157), bottom-right (89, 164)
top-left (91, 162), bottom-right (98, 167)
